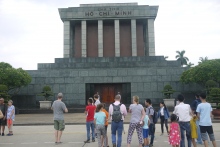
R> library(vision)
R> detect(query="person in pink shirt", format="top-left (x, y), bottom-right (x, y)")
top-left (109, 95), bottom-right (127, 147)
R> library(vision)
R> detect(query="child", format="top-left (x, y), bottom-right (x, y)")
top-left (102, 103), bottom-right (109, 147)
top-left (168, 114), bottom-right (181, 147)
top-left (143, 108), bottom-right (150, 147)
top-left (190, 115), bottom-right (198, 147)
top-left (94, 104), bottom-right (107, 147)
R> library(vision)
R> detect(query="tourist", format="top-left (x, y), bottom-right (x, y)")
top-left (0, 98), bottom-right (7, 136)
top-left (102, 103), bottom-right (109, 147)
top-left (191, 94), bottom-right (203, 145)
top-left (84, 98), bottom-right (96, 143)
top-left (157, 102), bottom-right (170, 135)
top-left (143, 108), bottom-right (150, 147)
top-left (190, 114), bottom-right (198, 147)
top-left (6, 100), bottom-right (15, 136)
top-left (168, 114), bottom-right (181, 147)
top-left (109, 95), bottom-right (127, 147)
top-left (127, 96), bottom-right (145, 147)
top-left (173, 94), bottom-right (192, 147)
top-left (94, 104), bottom-right (106, 147)
top-left (145, 99), bottom-right (155, 147)
top-left (94, 94), bottom-right (101, 106)
top-left (51, 93), bottom-right (68, 144)
top-left (196, 93), bottom-right (217, 147)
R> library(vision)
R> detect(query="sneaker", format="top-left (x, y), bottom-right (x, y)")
top-left (113, 144), bottom-right (116, 147)
top-left (160, 133), bottom-right (163, 136)
top-left (2, 133), bottom-right (4, 136)
top-left (6, 134), bottom-right (13, 136)
top-left (84, 140), bottom-right (90, 143)
top-left (149, 144), bottom-right (153, 147)
top-left (92, 139), bottom-right (95, 142)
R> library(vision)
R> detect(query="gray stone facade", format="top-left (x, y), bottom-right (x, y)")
top-left (16, 56), bottom-right (199, 108)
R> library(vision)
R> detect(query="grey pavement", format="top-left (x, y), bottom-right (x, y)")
top-left (1, 124), bottom-right (220, 147)
top-left (13, 113), bottom-right (220, 126)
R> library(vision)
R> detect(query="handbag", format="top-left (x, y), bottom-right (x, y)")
top-left (0, 110), bottom-right (3, 119)
top-left (7, 119), bottom-right (13, 128)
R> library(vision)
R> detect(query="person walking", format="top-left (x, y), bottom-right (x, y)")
top-left (158, 102), bottom-right (170, 136)
top-left (6, 100), bottom-right (15, 136)
top-left (51, 93), bottom-right (68, 144)
top-left (102, 103), bottom-right (109, 147)
top-left (143, 108), bottom-right (150, 147)
top-left (127, 96), bottom-right (145, 147)
top-left (109, 95), bottom-right (127, 147)
top-left (94, 94), bottom-right (101, 106)
top-left (168, 114), bottom-right (181, 147)
top-left (94, 104), bottom-right (107, 147)
top-left (84, 98), bottom-right (96, 143)
top-left (196, 93), bottom-right (217, 147)
top-left (191, 94), bottom-right (203, 145)
top-left (0, 98), bottom-right (7, 136)
top-left (145, 99), bottom-right (155, 147)
top-left (190, 114), bottom-right (198, 147)
top-left (173, 94), bottom-right (192, 147)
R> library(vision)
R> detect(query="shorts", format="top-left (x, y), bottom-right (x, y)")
top-left (0, 119), bottom-right (7, 126)
top-left (54, 120), bottom-right (65, 131)
top-left (199, 126), bottom-right (215, 141)
top-left (143, 128), bottom-right (149, 139)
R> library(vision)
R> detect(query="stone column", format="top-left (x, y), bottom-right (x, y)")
top-left (114, 20), bottom-right (120, 57)
top-left (63, 21), bottom-right (71, 58)
top-left (98, 20), bottom-right (103, 57)
top-left (81, 20), bottom-right (87, 57)
top-left (131, 19), bottom-right (137, 56)
top-left (147, 19), bottom-right (155, 56)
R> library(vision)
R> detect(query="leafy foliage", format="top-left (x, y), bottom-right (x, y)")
top-left (162, 84), bottom-right (175, 99)
top-left (175, 50), bottom-right (189, 67)
top-left (0, 84), bottom-right (10, 101)
top-left (0, 62), bottom-right (32, 95)
top-left (208, 88), bottom-right (220, 109)
top-left (38, 85), bottom-right (54, 101)
top-left (199, 56), bottom-right (208, 64)
top-left (187, 62), bottom-right (194, 67)
top-left (180, 59), bottom-right (220, 86)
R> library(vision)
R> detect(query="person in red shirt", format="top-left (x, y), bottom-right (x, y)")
top-left (84, 98), bottom-right (96, 143)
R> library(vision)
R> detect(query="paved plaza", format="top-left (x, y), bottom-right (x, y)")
top-left (0, 123), bottom-right (220, 147)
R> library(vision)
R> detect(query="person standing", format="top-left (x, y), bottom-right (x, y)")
top-left (6, 100), bottom-right (15, 136)
top-left (109, 95), bottom-right (127, 147)
top-left (196, 93), bottom-right (217, 147)
top-left (157, 102), bottom-right (170, 135)
top-left (191, 94), bottom-right (203, 145)
top-left (0, 98), bottom-right (7, 136)
top-left (51, 93), bottom-right (68, 144)
top-left (143, 108), bottom-right (150, 147)
top-left (168, 114), bottom-right (181, 147)
top-left (127, 96), bottom-right (145, 147)
top-left (190, 114), bottom-right (198, 147)
top-left (102, 103), bottom-right (109, 147)
top-left (84, 98), bottom-right (96, 143)
top-left (94, 94), bottom-right (101, 106)
top-left (145, 99), bottom-right (155, 147)
top-left (173, 94), bottom-right (192, 147)
top-left (94, 104), bottom-right (107, 147)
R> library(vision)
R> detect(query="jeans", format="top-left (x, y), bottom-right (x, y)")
top-left (179, 122), bottom-right (192, 147)
top-left (86, 121), bottom-right (95, 140)
top-left (160, 116), bottom-right (168, 133)
top-left (149, 123), bottom-right (155, 145)
top-left (196, 120), bottom-right (202, 144)
top-left (111, 121), bottom-right (123, 147)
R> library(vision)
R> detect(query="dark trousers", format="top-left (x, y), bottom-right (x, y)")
top-left (160, 116), bottom-right (168, 133)
top-left (149, 123), bottom-right (155, 145)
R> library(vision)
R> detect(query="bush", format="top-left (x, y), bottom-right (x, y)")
top-left (38, 85), bottom-right (53, 101)
top-left (162, 84), bottom-right (175, 99)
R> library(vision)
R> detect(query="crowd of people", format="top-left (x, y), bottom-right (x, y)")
top-left (0, 92), bottom-right (218, 147)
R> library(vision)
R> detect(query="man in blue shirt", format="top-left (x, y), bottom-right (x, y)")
top-left (196, 93), bottom-right (217, 147)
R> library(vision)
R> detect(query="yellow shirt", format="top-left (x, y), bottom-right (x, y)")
top-left (190, 116), bottom-right (198, 139)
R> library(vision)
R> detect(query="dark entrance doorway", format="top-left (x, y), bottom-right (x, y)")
top-left (86, 83), bottom-right (131, 105)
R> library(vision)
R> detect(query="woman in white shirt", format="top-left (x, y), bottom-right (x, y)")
top-left (157, 102), bottom-right (170, 135)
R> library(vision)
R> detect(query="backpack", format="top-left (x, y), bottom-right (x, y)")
top-left (149, 107), bottom-right (158, 124)
top-left (112, 103), bottom-right (122, 122)
top-left (195, 99), bottom-right (201, 109)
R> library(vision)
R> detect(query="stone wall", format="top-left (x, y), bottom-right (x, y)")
top-left (15, 56), bottom-right (200, 108)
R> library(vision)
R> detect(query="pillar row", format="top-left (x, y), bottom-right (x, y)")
top-left (114, 20), bottom-right (120, 57)
top-left (98, 20), bottom-right (103, 57)
top-left (81, 20), bottom-right (87, 57)
top-left (147, 19), bottom-right (155, 56)
top-left (131, 19), bottom-right (137, 56)
top-left (63, 21), bottom-right (71, 58)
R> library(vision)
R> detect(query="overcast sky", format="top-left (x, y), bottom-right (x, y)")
top-left (0, 0), bottom-right (219, 70)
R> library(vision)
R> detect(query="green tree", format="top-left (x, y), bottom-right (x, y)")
top-left (175, 50), bottom-right (189, 67)
top-left (186, 62), bottom-right (194, 67)
top-left (162, 84), bottom-right (175, 99)
top-left (199, 56), bottom-right (208, 64)
top-left (38, 85), bottom-right (54, 101)
top-left (180, 59), bottom-right (220, 86)
top-left (0, 62), bottom-right (32, 95)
